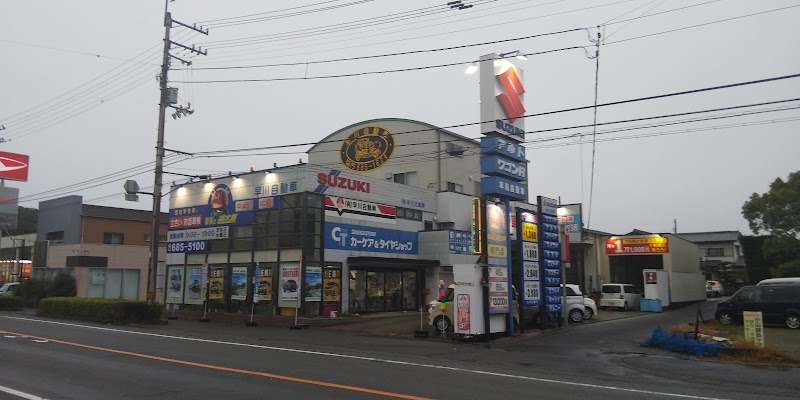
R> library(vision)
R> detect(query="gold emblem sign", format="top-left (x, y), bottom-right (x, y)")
top-left (340, 126), bottom-right (395, 172)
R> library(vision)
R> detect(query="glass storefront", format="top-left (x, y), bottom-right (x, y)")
top-left (349, 269), bottom-right (419, 313)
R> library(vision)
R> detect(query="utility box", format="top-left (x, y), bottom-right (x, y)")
top-left (643, 269), bottom-right (669, 310)
top-left (453, 264), bottom-right (486, 336)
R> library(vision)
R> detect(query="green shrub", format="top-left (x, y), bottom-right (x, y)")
top-left (16, 278), bottom-right (48, 307)
top-left (0, 296), bottom-right (22, 310)
top-left (47, 272), bottom-right (77, 297)
top-left (38, 297), bottom-right (164, 324)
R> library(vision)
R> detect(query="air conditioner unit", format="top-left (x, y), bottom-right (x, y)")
top-left (446, 142), bottom-right (465, 156)
top-left (385, 172), bottom-right (393, 180)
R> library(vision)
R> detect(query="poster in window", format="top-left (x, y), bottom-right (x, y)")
top-left (305, 266), bottom-right (322, 302)
top-left (323, 268), bottom-right (341, 302)
top-left (186, 266), bottom-right (203, 302)
top-left (257, 264), bottom-right (273, 302)
top-left (92, 270), bottom-right (106, 285)
top-left (231, 266), bottom-right (248, 300)
top-left (209, 267), bottom-right (224, 300)
top-left (280, 264), bottom-right (300, 302)
top-left (168, 267), bottom-right (183, 299)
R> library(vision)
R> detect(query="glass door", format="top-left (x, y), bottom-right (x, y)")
top-left (385, 272), bottom-right (402, 310)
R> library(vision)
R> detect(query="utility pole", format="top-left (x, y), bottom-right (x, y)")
top-left (148, 0), bottom-right (207, 303)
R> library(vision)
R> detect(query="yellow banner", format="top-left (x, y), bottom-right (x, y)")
top-left (257, 265), bottom-right (272, 302)
top-left (521, 222), bottom-right (538, 242)
top-left (621, 237), bottom-right (668, 245)
top-left (488, 244), bottom-right (507, 258)
top-left (743, 311), bottom-right (765, 348)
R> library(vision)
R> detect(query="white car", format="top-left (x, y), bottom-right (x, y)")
top-left (0, 282), bottom-right (19, 296)
top-left (564, 284), bottom-right (599, 322)
top-left (600, 283), bottom-right (641, 311)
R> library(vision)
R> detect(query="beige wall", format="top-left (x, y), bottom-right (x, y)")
top-left (308, 120), bottom-right (480, 194)
top-left (45, 243), bottom-right (166, 301)
top-left (82, 217), bottom-right (167, 246)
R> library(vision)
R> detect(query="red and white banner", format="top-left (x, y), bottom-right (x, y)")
top-left (324, 195), bottom-right (396, 224)
top-left (0, 151), bottom-right (30, 182)
top-left (457, 294), bottom-right (470, 331)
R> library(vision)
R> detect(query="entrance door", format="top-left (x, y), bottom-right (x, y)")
top-left (385, 272), bottom-right (402, 310)
top-left (366, 272), bottom-right (385, 312)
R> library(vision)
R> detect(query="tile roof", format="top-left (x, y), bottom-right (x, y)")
top-left (82, 205), bottom-right (168, 223)
top-left (675, 231), bottom-right (742, 243)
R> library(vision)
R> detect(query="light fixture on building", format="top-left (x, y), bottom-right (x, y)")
top-left (464, 63), bottom-right (478, 75)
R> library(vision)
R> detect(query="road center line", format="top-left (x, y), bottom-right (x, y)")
top-left (0, 329), bottom-right (430, 400)
top-left (1, 315), bottom-right (728, 400)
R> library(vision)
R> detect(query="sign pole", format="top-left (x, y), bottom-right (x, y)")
top-left (294, 256), bottom-right (303, 327)
top-left (200, 263), bottom-right (210, 322)
top-left (247, 262), bottom-right (259, 326)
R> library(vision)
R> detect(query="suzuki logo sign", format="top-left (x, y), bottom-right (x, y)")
top-left (0, 151), bottom-right (30, 182)
top-left (479, 54), bottom-right (526, 141)
top-left (496, 67), bottom-right (525, 122)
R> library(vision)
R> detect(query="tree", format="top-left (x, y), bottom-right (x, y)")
top-left (774, 260), bottom-right (800, 278)
top-left (742, 171), bottom-right (800, 238)
top-left (740, 235), bottom-right (773, 283)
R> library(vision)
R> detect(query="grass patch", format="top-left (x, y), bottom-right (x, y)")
top-left (666, 320), bottom-right (800, 367)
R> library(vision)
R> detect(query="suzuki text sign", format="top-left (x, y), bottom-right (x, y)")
top-left (480, 54), bottom-right (525, 141)
top-left (0, 152), bottom-right (30, 182)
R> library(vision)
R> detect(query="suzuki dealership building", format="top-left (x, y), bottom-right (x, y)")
top-left (165, 118), bottom-right (489, 317)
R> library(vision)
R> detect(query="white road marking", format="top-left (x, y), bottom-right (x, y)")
top-left (31, 339), bottom-right (49, 343)
top-left (0, 384), bottom-right (48, 400)
top-left (4, 335), bottom-right (18, 338)
top-left (1, 315), bottom-right (727, 400)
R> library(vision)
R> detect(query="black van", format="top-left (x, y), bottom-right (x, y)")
top-left (715, 284), bottom-right (800, 329)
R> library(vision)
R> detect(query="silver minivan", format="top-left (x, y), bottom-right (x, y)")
top-left (600, 283), bottom-right (641, 311)
top-left (0, 282), bottom-right (19, 296)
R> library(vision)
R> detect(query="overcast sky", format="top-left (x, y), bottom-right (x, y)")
top-left (1, 0), bottom-right (798, 235)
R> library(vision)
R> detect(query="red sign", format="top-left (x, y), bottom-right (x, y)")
top-left (169, 215), bottom-right (203, 229)
top-left (457, 294), bottom-right (470, 331)
top-left (0, 152), bottom-right (30, 182)
top-left (496, 67), bottom-right (526, 122)
top-left (317, 172), bottom-right (370, 193)
top-left (606, 237), bottom-right (670, 255)
top-left (645, 271), bottom-right (657, 284)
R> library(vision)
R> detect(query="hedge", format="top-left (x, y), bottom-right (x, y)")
top-left (0, 296), bottom-right (22, 311)
top-left (37, 297), bottom-right (164, 325)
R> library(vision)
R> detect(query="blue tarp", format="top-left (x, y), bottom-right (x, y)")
top-left (641, 326), bottom-right (722, 357)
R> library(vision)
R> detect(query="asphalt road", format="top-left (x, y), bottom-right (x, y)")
top-left (0, 300), bottom-right (797, 400)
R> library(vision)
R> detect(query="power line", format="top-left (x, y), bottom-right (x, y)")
top-left (177, 27), bottom-right (587, 71)
top-left (202, 0), bottom-right (380, 28)
top-left (196, 0), bottom-right (353, 24)
top-left (604, 4), bottom-right (800, 45)
top-left (603, 0), bottom-right (667, 41)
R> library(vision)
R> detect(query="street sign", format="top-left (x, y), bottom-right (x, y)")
top-left (124, 180), bottom-right (140, 195)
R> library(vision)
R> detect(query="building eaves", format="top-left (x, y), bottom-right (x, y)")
top-left (82, 204), bottom-right (168, 224)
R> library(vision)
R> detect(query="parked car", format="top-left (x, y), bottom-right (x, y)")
top-left (706, 280), bottom-right (723, 297)
top-left (716, 284), bottom-right (800, 329)
top-left (0, 282), bottom-right (19, 296)
top-left (566, 283), bottom-right (597, 319)
top-left (600, 283), bottom-right (641, 311)
top-left (757, 277), bottom-right (800, 285)
top-left (563, 284), bottom-right (598, 322)
top-left (428, 285), bottom-right (537, 334)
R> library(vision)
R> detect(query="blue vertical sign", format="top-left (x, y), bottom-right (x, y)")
top-left (518, 209), bottom-right (541, 307)
top-left (538, 196), bottom-right (562, 314)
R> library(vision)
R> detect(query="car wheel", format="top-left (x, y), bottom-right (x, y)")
top-left (718, 311), bottom-right (733, 325)
top-left (786, 314), bottom-right (800, 329)
top-left (621, 302), bottom-right (628, 311)
top-left (433, 316), bottom-right (452, 335)
top-left (569, 308), bottom-right (584, 323)
top-left (584, 307), bottom-right (594, 320)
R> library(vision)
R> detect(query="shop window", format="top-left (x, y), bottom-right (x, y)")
top-left (303, 235), bottom-right (321, 251)
top-left (208, 239), bottom-right (230, 252)
top-left (424, 221), bottom-right (434, 231)
top-left (231, 237), bottom-right (252, 251)
top-left (254, 236), bottom-right (279, 250)
top-left (707, 248), bottom-right (724, 257)
top-left (306, 194), bottom-right (324, 209)
top-left (280, 208), bottom-right (304, 222)
top-left (46, 231), bottom-right (64, 243)
top-left (279, 234), bottom-right (304, 248)
top-left (447, 182), bottom-right (463, 192)
top-left (230, 226), bottom-right (252, 238)
top-left (396, 207), bottom-right (422, 221)
top-left (103, 232), bottom-right (124, 245)
top-left (254, 223), bottom-right (280, 236)
top-left (281, 193), bottom-right (303, 208)
top-left (305, 248), bottom-right (321, 262)
top-left (393, 171), bottom-right (418, 186)
top-left (144, 234), bottom-right (167, 242)
top-left (255, 210), bottom-right (279, 224)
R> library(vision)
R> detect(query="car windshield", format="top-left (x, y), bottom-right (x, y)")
top-left (602, 285), bottom-right (621, 294)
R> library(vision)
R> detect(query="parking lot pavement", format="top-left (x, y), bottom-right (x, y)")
top-left (590, 308), bottom-right (651, 323)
